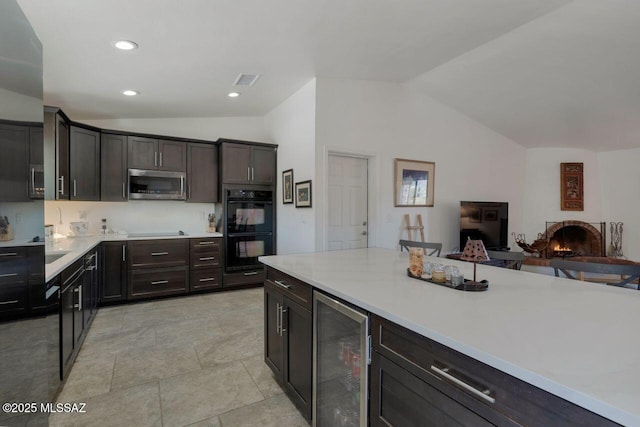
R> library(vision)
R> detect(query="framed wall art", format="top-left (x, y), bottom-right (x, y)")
top-left (295, 180), bottom-right (312, 208)
top-left (394, 159), bottom-right (435, 207)
top-left (560, 162), bottom-right (584, 211)
top-left (282, 169), bottom-right (293, 204)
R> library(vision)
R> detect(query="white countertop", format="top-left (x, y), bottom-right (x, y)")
top-left (45, 232), bottom-right (223, 282)
top-left (259, 248), bottom-right (640, 426)
top-left (0, 238), bottom-right (45, 248)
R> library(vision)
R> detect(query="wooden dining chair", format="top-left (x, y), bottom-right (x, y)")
top-left (550, 259), bottom-right (640, 289)
top-left (399, 240), bottom-right (442, 257)
top-left (486, 250), bottom-right (525, 270)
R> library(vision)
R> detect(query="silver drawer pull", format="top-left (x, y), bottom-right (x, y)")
top-left (273, 280), bottom-right (291, 289)
top-left (198, 241), bottom-right (217, 245)
top-left (0, 253), bottom-right (18, 257)
top-left (151, 252), bottom-right (169, 256)
top-left (199, 277), bottom-right (216, 282)
top-left (430, 365), bottom-right (495, 404)
top-left (0, 300), bottom-right (19, 305)
top-left (243, 271), bottom-right (258, 276)
top-left (151, 280), bottom-right (169, 285)
top-left (199, 256), bottom-right (215, 261)
top-left (0, 273), bottom-right (19, 278)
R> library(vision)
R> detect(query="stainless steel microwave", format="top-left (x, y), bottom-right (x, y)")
top-left (128, 169), bottom-right (186, 200)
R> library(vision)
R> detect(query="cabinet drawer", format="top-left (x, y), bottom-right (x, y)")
top-left (191, 251), bottom-right (222, 269)
top-left (129, 266), bottom-right (188, 299)
top-left (0, 284), bottom-right (28, 314)
top-left (0, 248), bottom-right (27, 285)
top-left (372, 315), bottom-right (619, 427)
top-left (190, 268), bottom-right (222, 292)
top-left (223, 269), bottom-right (266, 289)
top-left (266, 267), bottom-right (312, 310)
top-left (190, 238), bottom-right (222, 254)
top-left (129, 239), bottom-right (188, 268)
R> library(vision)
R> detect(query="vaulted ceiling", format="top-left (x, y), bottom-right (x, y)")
top-left (17, 0), bottom-right (640, 151)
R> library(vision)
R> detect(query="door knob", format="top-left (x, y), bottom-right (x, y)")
top-left (362, 231), bottom-right (368, 236)
top-left (362, 221), bottom-right (367, 226)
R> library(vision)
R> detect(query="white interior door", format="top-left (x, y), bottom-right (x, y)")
top-left (327, 155), bottom-right (368, 251)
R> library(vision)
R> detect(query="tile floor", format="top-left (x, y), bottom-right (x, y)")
top-left (49, 288), bottom-right (309, 427)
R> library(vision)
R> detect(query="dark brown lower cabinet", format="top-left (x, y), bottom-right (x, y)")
top-left (224, 269), bottom-right (266, 289)
top-left (101, 241), bottom-right (127, 302)
top-left (264, 280), bottom-right (312, 421)
top-left (128, 266), bottom-right (188, 300)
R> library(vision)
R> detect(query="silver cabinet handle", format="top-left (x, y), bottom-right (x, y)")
top-left (0, 253), bottom-right (17, 257)
top-left (122, 182), bottom-right (126, 199)
top-left (0, 300), bottom-right (19, 305)
top-left (251, 167), bottom-right (254, 181)
top-left (199, 256), bottom-right (215, 261)
top-left (151, 280), bottom-right (168, 285)
top-left (276, 303), bottom-right (281, 334)
top-left (198, 241), bottom-right (216, 246)
top-left (243, 271), bottom-right (258, 276)
top-left (273, 280), bottom-right (291, 290)
top-left (159, 152), bottom-right (163, 167)
top-left (73, 179), bottom-right (77, 197)
top-left (0, 273), bottom-right (19, 278)
top-left (151, 252), bottom-right (169, 256)
top-left (154, 151), bottom-right (158, 167)
top-left (58, 176), bottom-right (64, 195)
top-left (180, 176), bottom-right (184, 196)
top-left (198, 277), bottom-right (216, 282)
top-left (77, 286), bottom-right (83, 311)
top-left (122, 245), bottom-right (126, 262)
top-left (280, 308), bottom-right (287, 335)
top-left (430, 364), bottom-right (495, 404)
top-left (31, 168), bottom-right (36, 193)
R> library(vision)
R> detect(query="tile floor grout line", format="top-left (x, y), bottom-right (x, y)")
top-left (156, 380), bottom-right (164, 427)
top-left (241, 358), bottom-right (268, 401)
top-left (109, 353), bottom-right (118, 392)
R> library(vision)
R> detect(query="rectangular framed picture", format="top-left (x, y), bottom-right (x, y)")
top-left (295, 180), bottom-right (312, 208)
top-left (282, 169), bottom-right (293, 204)
top-left (560, 162), bottom-right (584, 211)
top-left (394, 159), bottom-right (435, 207)
top-left (483, 209), bottom-right (498, 222)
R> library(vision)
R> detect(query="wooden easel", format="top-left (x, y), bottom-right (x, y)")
top-left (403, 214), bottom-right (424, 242)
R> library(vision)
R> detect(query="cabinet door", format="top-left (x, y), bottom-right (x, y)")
top-left (158, 140), bottom-right (186, 172)
top-left (60, 285), bottom-right (75, 372)
top-left (73, 283), bottom-right (84, 345)
top-left (101, 133), bottom-right (128, 201)
top-left (283, 296), bottom-right (312, 420)
top-left (264, 282), bottom-right (285, 383)
top-left (370, 352), bottom-right (494, 427)
top-left (56, 115), bottom-right (70, 199)
top-left (251, 145), bottom-right (276, 185)
top-left (70, 126), bottom-right (100, 200)
top-left (221, 143), bottom-right (251, 184)
top-left (187, 143), bottom-right (218, 203)
top-left (128, 136), bottom-right (158, 169)
top-left (27, 245), bottom-right (46, 311)
top-left (101, 242), bottom-right (127, 303)
top-left (0, 123), bottom-right (29, 201)
top-left (29, 126), bottom-right (44, 164)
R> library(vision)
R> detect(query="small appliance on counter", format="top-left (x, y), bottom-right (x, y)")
top-left (68, 221), bottom-right (89, 236)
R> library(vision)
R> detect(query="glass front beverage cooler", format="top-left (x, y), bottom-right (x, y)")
top-left (313, 291), bottom-right (369, 427)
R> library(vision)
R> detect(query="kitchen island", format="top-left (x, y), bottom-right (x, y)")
top-left (259, 248), bottom-right (640, 426)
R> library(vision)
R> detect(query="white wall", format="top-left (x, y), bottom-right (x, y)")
top-left (598, 147), bottom-right (640, 260)
top-left (44, 200), bottom-right (219, 236)
top-left (315, 78), bottom-right (527, 253)
top-left (0, 88), bottom-right (42, 122)
top-left (80, 116), bottom-right (268, 143)
top-left (0, 201), bottom-right (44, 241)
top-left (264, 79), bottom-right (317, 254)
top-left (523, 148), bottom-right (603, 242)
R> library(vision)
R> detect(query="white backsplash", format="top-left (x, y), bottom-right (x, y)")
top-left (45, 200), bottom-right (220, 236)
top-left (0, 201), bottom-right (44, 241)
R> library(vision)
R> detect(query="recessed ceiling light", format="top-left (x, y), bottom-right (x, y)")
top-left (114, 40), bottom-right (138, 50)
top-left (228, 92), bottom-right (240, 98)
top-left (122, 90), bottom-right (139, 96)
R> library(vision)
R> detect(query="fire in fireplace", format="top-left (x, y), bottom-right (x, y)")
top-left (543, 221), bottom-right (605, 258)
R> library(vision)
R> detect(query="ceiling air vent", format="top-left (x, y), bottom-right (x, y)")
top-left (233, 74), bottom-right (260, 87)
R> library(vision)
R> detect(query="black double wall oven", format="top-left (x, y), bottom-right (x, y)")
top-left (225, 189), bottom-right (274, 271)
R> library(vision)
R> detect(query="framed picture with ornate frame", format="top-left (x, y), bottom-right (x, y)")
top-left (560, 162), bottom-right (583, 211)
top-left (295, 180), bottom-right (312, 208)
top-left (282, 169), bottom-right (293, 204)
top-left (394, 158), bottom-right (435, 207)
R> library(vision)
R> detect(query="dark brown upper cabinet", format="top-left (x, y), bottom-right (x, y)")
top-left (69, 126), bottom-right (100, 201)
top-left (187, 143), bottom-right (218, 203)
top-left (28, 126), bottom-right (44, 199)
top-left (101, 133), bottom-right (127, 201)
top-left (0, 122), bottom-right (29, 202)
top-left (44, 109), bottom-right (70, 199)
top-left (128, 136), bottom-right (186, 172)
top-left (221, 142), bottom-right (276, 185)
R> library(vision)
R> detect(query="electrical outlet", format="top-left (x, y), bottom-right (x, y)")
top-left (15, 212), bottom-right (22, 224)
